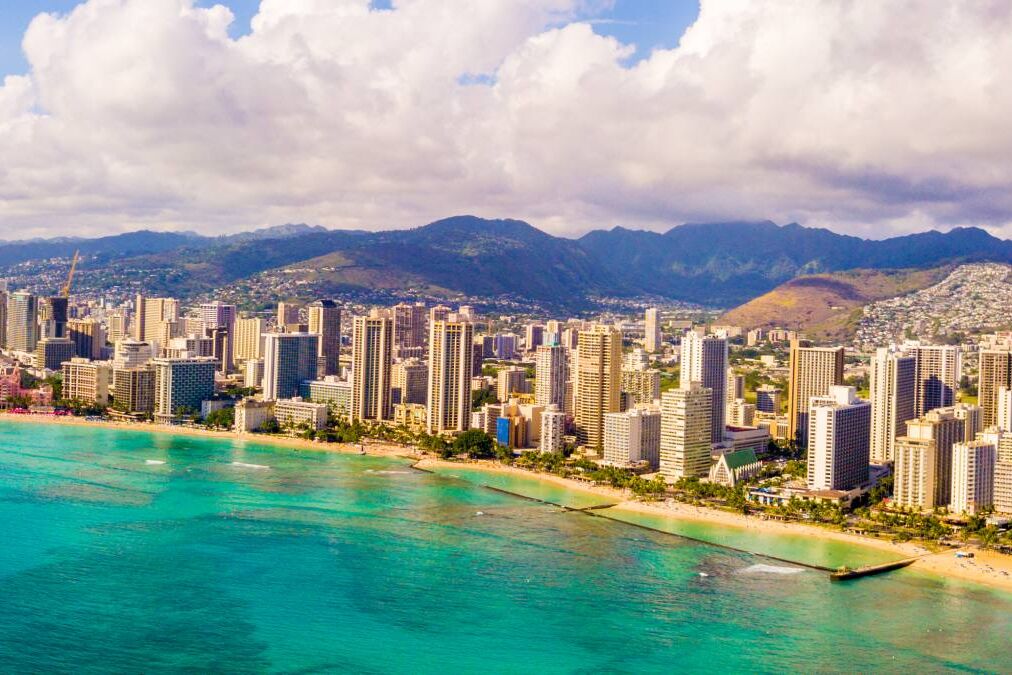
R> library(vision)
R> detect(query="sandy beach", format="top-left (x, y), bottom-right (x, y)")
top-left (7, 413), bottom-right (1012, 592)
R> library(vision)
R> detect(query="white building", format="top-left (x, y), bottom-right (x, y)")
top-left (275, 398), bottom-right (329, 431)
top-left (950, 440), bottom-right (996, 515)
top-left (234, 398), bottom-right (275, 433)
top-left (807, 386), bottom-right (871, 491)
top-left (603, 407), bottom-right (661, 469)
top-left (540, 407), bottom-right (566, 454)
top-left (679, 331), bottom-right (727, 444)
top-left (869, 347), bottom-right (916, 463)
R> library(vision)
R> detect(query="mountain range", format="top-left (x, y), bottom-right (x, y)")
top-left (5, 216), bottom-right (1012, 308)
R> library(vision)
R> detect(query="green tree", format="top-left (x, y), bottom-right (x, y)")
top-left (452, 429), bottom-right (495, 459)
top-left (204, 407), bottom-right (235, 429)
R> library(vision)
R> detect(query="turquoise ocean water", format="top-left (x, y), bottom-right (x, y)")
top-left (0, 421), bottom-right (1010, 673)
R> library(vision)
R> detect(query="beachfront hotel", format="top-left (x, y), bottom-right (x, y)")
top-left (427, 320), bottom-right (474, 434)
top-left (659, 382), bottom-right (712, 482)
top-left (574, 325), bottom-right (622, 451)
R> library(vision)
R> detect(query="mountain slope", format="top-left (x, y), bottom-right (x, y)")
top-left (720, 267), bottom-right (951, 341)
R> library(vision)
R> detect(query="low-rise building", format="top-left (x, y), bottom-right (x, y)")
top-left (394, 402), bottom-right (428, 432)
top-left (275, 398), bottom-right (328, 431)
top-left (235, 398), bottom-right (275, 433)
top-left (62, 358), bottom-right (113, 406)
top-left (709, 448), bottom-right (761, 487)
top-left (602, 407), bottom-right (661, 469)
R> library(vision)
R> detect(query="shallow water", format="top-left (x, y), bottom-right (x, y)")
top-left (0, 421), bottom-right (1009, 673)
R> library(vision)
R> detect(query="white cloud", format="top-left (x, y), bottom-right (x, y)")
top-left (1, 0), bottom-right (1011, 239)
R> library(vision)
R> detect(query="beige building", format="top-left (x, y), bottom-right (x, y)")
top-left (394, 402), bottom-right (428, 432)
top-left (308, 300), bottom-right (341, 376)
top-left (574, 326), bottom-right (622, 450)
top-left (978, 349), bottom-right (1012, 429)
top-left (133, 295), bottom-right (180, 349)
top-left (112, 367), bottom-right (155, 415)
top-left (234, 398), bottom-right (275, 433)
top-left (621, 368), bottom-right (661, 407)
top-left (62, 358), bottom-right (113, 405)
top-left (68, 318), bottom-right (107, 360)
top-left (233, 318), bottom-right (265, 362)
top-left (869, 347), bottom-right (916, 463)
top-left (497, 366), bottom-right (529, 403)
top-left (893, 408), bottom-right (966, 510)
top-left (905, 344), bottom-right (961, 416)
top-left (603, 406), bottom-right (661, 469)
top-left (644, 307), bottom-right (661, 353)
top-left (787, 341), bottom-right (844, 448)
top-left (392, 359), bottom-right (428, 405)
top-left (727, 399), bottom-right (756, 427)
top-left (392, 302), bottom-right (427, 354)
top-left (659, 382), bottom-right (712, 482)
top-left (351, 315), bottom-right (393, 422)
top-left (427, 320), bottom-right (475, 434)
top-left (275, 398), bottom-right (328, 431)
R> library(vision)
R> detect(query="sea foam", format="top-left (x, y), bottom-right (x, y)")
top-left (231, 462), bottom-right (270, 470)
top-left (145, 460), bottom-right (166, 465)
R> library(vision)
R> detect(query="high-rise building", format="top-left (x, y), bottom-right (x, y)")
top-left (199, 301), bottom-right (237, 372)
top-left (262, 333), bottom-right (320, 401)
top-left (497, 366), bottom-right (528, 402)
top-left (277, 302), bottom-right (301, 329)
top-left (392, 358), bottom-right (428, 405)
top-left (111, 366), bottom-right (156, 415)
top-left (68, 318), bottom-right (107, 360)
top-left (234, 318), bottom-right (266, 362)
top-left (350, 315), bottom-right (393, 422)
top-left (113, 339), bottom-right (153, 369)
top-left (806, 386), bottom-right (870, 491)
top-left (787, 341), bottom-right (844, 448)
top-left (427, 320), bottom-right (475, 434)
top-left (152, 356), bottom-right (216, 422)
top-left (905, 344), bottom-right (961, 416)
top-left (133, 295), bottom-right (179, 349)
top-left (979, 349), bottom-right (1012, 429)
top-left (429, 304), bottom-right (451, 326)
top-left (953, 402), bottom-right (982, 442)
top-left (603, 407), bottom-right (661, 469)
top-left (621, 368), bottom-right (661, 408)
top-left (644, 307), bottom-right (661, 353)
top-left (679, 331), bottom-right (728, 444)
top-left (106, 311), bottom-right (128, 344)
top-left (894, 408), bottom-right (966, 510)
top-left (392, 302), bottom-right (427, 354)
top-left (535, 344), bottom-right (568, 409)
top-left (6, 291), bottom-right (38, 353)
top-left (62, 358), bottom-right (113, 405)
top-left (0, 288), bottom-right (7, 348)
top-left (39, 296), bottom-right (69, 339)
top-left (540, 407), bottom-right (566, 454)
top-left (755, 385), bottom-right (781, 413)
top-left (659, 382), bottom-right (712, 482)
top-left (524, 324), bottom-right (544, 352)
top-left (574, 326), bottom-right (622, 450)
top-left (869, 347), bottom-right (917, 463)
top-left (36, 337), bottom-right (75, 371)
top-left (308, 300), bottom-right (342, 376)
top-left (950, 440), bottom-right (996, 515)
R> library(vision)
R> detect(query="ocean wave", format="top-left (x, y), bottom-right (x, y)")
top-left (144, 460), bottom-right (166, 465)
top-left (231, 462), bottom-right (270, 470)
top-left (741, 563), bottom-right (803, 575)
top-left (365, 469), bottom-right (411, 475)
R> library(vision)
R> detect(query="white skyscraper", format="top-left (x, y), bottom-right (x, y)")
top-left (540, 407), bottom-right (566, 454)
top-left (904, 344), bottom-right (961, 416)
top-left (535, 344), bottom-right (567, 409)
top-left (807, 386), bottom-right (871, 491)
top-left (869, 347), bottom-right (917, 463)
top-left (679, 331), bottom-right (727, 443)
top-left (950, 440), bottom-right (996, 515)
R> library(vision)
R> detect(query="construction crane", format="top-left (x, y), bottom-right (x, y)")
top-left (61, 250), bottom-right (80, 298)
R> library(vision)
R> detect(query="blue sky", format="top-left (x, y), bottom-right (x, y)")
top-left (0, 0), bottom-right (700, 78)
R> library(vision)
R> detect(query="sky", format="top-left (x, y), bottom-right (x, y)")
top-left (0, 0), bottom-right (1011, 241)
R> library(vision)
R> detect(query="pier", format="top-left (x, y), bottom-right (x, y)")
top-left (830, 558), bottom-right (918, 581)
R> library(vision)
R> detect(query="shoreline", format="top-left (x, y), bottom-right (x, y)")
top-left (0, 412), bottom-right (416, 459)
top-left (415, 457), bottom-right (1012, 592)
top-left (5, 413), bottom-right (1012, 592)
